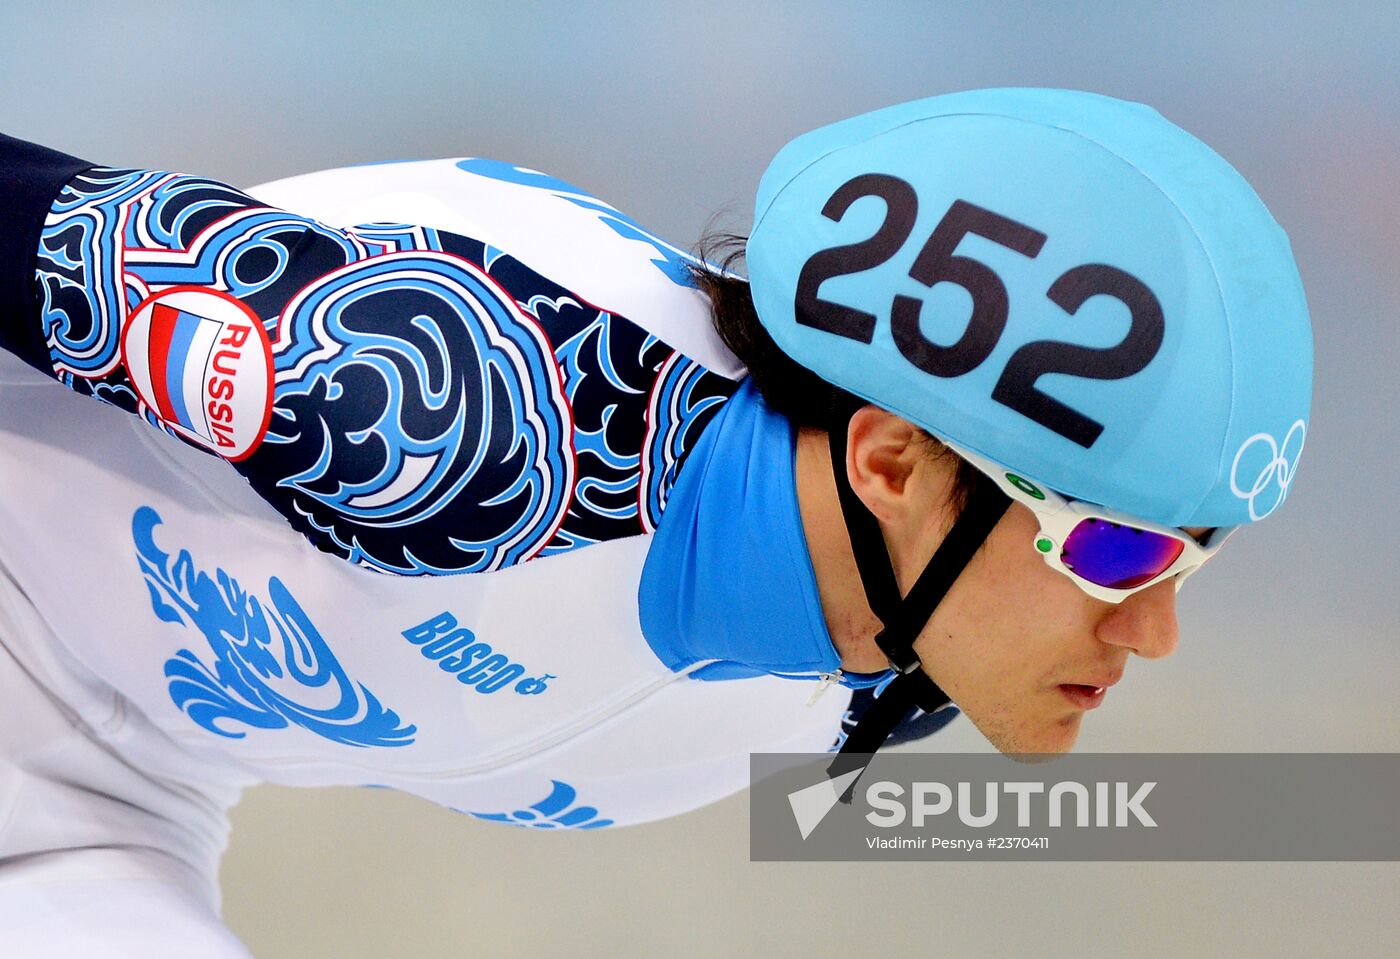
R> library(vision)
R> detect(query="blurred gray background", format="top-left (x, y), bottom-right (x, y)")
top-left (3, 2), bottom-right (1397, 956)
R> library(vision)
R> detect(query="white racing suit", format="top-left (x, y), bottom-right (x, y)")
top-left (0, 138), bottom-right (955, 954)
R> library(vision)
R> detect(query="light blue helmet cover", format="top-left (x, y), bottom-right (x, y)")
top-left (747, 88), bottom-right (1312, 527)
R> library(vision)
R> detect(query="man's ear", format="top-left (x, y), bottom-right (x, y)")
top-left (843, 404), bottom-right (924, 522)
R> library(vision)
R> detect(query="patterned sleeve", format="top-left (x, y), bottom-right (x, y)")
top-left (0, 133), bottom-right (94, 374)
top-left (6, 139), bottom-right (734, 577)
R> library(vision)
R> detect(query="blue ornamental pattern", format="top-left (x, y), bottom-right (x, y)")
top-left (267, 250), bottom-right (574, 574)
top-left (133, 505), bottom-right (416, 746)
top-left (35, 167), bottom-right (738, 576)
top-left (454, 158), bottom-right (697, 287)
top-left (641, 352), bottom-right (733, 532)
top-left (460, 780), bottom-right (614, 830)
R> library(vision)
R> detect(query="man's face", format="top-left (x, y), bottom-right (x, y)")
top-left (911, 500), bottom-right (1187, 755)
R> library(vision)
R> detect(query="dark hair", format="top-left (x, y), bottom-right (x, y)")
top-left (689, 231), bottom-right (984, 516)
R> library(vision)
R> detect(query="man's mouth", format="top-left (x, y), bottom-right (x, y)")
top-left (1058, 684), bottom-right (1107, 710)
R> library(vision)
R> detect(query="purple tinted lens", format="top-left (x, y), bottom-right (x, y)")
top-left (1061, 519), bottom-right (1185, 589)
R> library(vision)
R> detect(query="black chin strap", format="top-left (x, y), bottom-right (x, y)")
top-left (825, 412), bottom-right (1010, 800)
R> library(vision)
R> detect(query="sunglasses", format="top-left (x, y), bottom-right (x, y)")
top-left (941, 439), bottom-right (1232, 604)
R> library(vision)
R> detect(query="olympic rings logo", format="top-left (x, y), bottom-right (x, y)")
top-left (1229, 419), bottom-right (1307, 521)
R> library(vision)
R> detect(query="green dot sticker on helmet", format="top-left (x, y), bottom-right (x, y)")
top-left (1035, 537), bottom-right (1055, 554)
top-left (747, 88), bottom-right (1312, 529)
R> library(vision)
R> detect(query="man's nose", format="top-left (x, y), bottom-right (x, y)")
top-left (1096, 578), bottom-right (1180, 660)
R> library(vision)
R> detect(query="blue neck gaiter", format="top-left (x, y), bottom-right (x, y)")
top-left (638, 379), bottom-right (885, 686)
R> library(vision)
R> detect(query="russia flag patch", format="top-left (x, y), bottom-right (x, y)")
top-left (121, 285), bottom-right (274, 460)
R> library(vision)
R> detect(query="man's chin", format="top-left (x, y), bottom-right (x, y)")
top-left (978, 713), bottom-right (1083, 759)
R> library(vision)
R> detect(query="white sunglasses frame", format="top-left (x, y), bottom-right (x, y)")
top-left (939, 438), bottom-right (1234, 604)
